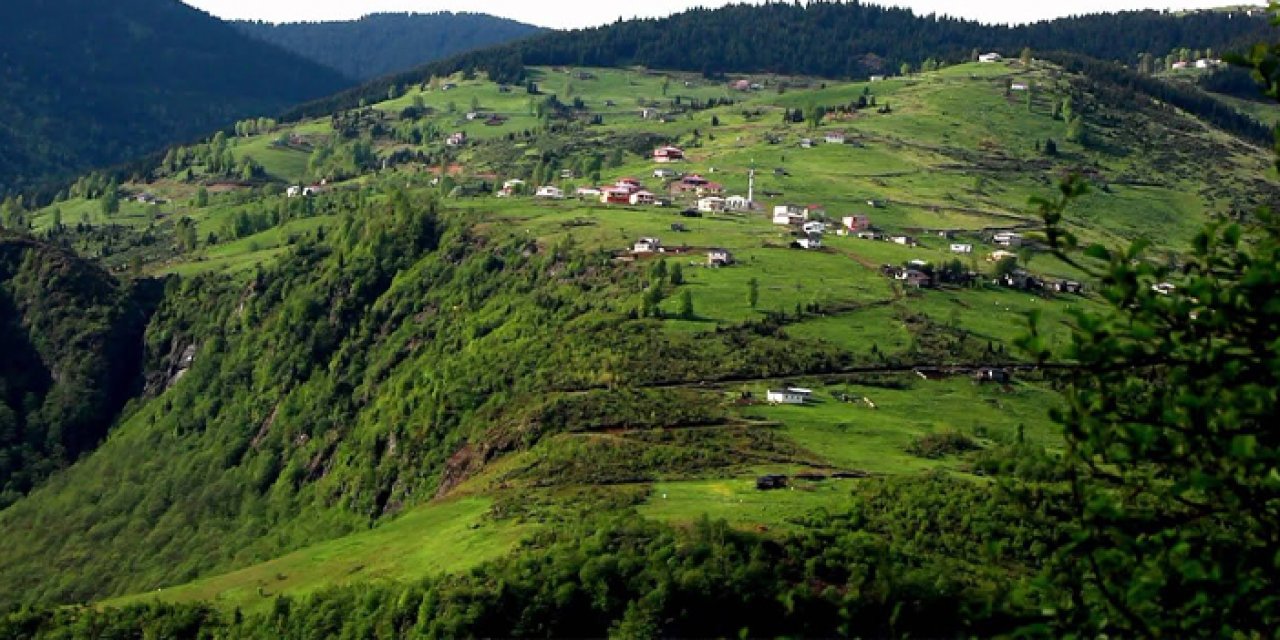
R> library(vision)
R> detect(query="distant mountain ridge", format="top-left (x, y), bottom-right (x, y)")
top-left (233, 12), bottom-right (545, 82)
top-left (0, 0), bottom-right (351, 196)
top-left (284, 2), bottom-right (1272, 120)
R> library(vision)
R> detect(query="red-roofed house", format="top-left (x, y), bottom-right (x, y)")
top-left (653, 146), bottom-right (685, 163)
top-left (602, 187), bottom-right (633, 204)
top-left (841, 215), bottom-right (871, 232)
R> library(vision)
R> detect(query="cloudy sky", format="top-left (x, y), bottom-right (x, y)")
top-left (185, 0), bottom-right (1243, 29)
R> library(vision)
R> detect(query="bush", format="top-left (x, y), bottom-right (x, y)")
top-left (905, 430), bottom-right (978, 458)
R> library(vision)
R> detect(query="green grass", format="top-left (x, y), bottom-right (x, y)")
top-left (640, 477), bottom-right (854, 532)
top-left (232, 135), bottom-right (311, 182)
top-left (785, 304), bottom-right (913, 356)
top-left (103, 497), bottom-right (528, 614)
top-left (749, 378), bottom-right (1061, 474)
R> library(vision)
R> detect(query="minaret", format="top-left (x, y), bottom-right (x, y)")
top-left (747, 164), bottom-right (755, 205)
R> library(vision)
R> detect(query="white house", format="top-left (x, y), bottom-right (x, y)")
top-left (629, 190), bottom-right (656, 206)
top-left (793, 237), bottom-right (822, 250)
top-left (1195, 59), bottom-right (1220, 69)
top-left (633, 237), bottom-right (662, 253)
top-left (707, 248), bottom-right (735, 266)
top-left (445, 132), bottom-right (467, 146)
top-left (535, 186), bottom-right (564, 199)
top-left (575, 186), bottom-right (601, 198)
top-left (988, 249), bottom-right (1017, 262)
top-left (889, 235), bottom-right (917, 247)
top-left (773, 204), bottom-right (807, 225)
top-left (1172, 61), bottom-right (1189, 70)
top-left (1010, 83), bottom-right (1029, 91)
top-left (950, 243), bottom-right (973, 254)
top-left (824, 132), bottom-right (847, 144)
top-left (799, 138), bottom-right (814, 149)
top-left (856, 230), bottom-right (883, 240)
top-left (978, 52), bottom-right (1003, 63)
top-left (802, 221), bottom-right (827, 235)
top-left (286, 186), bottom-right (302, 198)
top-left (698, 196), bottom-right (727, 213)
top-left (1152, 282), bottom-right (1177, 296)
top-left (653, 168), bottom-right (679, 179)
top-left (767, 387), bottom-right (812, 404)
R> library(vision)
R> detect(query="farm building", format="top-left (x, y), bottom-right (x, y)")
top-left (895, 268), bottom-right (933, 288)
top-left (633, 237), bottom-right (663, 253)
top-left (766, 388), bottom-right (812, 404)
top-left (1048, 280), bottom-right (1084, 294)
top-left (993, 231), bottom-right (1022, 247)
top-left (535, 186), bottom-right (564, 199)
top-left (707, 248), bottom-right (735, 266)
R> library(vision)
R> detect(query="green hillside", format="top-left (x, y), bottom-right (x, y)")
top-left (0, 47), bottom-right (1276, 637)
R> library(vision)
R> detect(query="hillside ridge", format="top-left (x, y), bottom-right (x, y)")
top-left (233, 12), bottom-right (545, 82)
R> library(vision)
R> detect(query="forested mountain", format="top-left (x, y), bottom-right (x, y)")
top-left (287, 2), bottom-right (1272, 119)
top-left (0, 233), bottom-right (160, 508)
top-left (234, 12), bottom-right (544, 82)
top-left (0, 0), bottom-right (350, 197)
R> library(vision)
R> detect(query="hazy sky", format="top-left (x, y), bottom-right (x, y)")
top-left (185, 0), bottom-right (1245, 29)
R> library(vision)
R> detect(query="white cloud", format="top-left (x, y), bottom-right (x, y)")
top-left (185, 0), bottom-right (1242, 29)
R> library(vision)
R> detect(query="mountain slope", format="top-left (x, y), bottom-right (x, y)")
top-left (234, 12), bottom-right (544, 82)
top-left (1, 47), bottom-right (1275, 613)
top-left (0, 0), bottom-right (350, 196)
